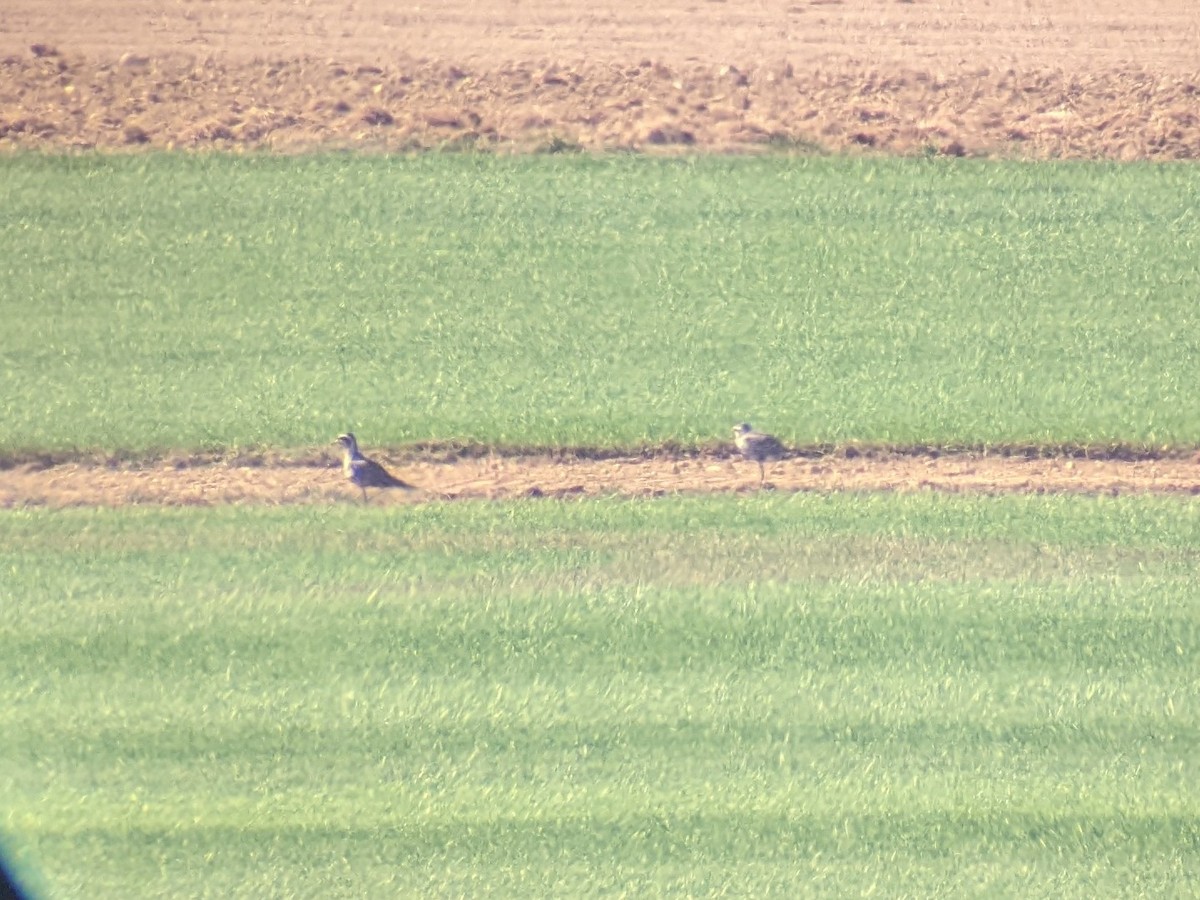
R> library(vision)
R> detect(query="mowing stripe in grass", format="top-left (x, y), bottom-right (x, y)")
top-left (2, 492), bottom-right (1198, 895)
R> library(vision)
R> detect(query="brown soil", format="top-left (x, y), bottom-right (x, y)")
top-left (2, 0), bottom-right (1198, 158)
top-left (2, 450), bottom-right (1198, 508)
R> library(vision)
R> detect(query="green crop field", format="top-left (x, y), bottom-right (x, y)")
top-left (3, 493), bottom-right (1199, 897)
top-left (2, 153), bottom-right (1198, 455)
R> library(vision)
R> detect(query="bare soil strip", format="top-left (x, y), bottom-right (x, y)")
top-left (3, 452), bottom-right (1197, 508)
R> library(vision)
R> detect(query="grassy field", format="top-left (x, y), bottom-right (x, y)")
top-left (2, 153), bottom-right (1199, 454)
top-left (3, 492), bottom-right (1198, 897)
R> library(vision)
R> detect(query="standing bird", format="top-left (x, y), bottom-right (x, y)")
top-left (732, 423), bottom-right (785, 488)
top-left (333, 433), bottom-right (416, 502)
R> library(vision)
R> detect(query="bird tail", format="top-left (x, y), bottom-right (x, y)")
top-left (385, 473), bottom-right (418, 490)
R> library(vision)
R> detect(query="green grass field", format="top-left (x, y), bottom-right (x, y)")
top-left (2, 153), bottom-right (1199, 454)
top-left (3, 493), bottom-right (1199, 896)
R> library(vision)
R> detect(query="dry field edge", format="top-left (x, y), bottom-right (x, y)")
top-left (3, 445), bottom-right (1199, 508)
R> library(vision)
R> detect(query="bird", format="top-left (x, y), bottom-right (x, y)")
top-left (333, 433), bottom-right (416, 502)
top-left (732, 423), bottom-right (785, 487)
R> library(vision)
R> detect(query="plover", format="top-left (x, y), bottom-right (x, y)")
top-left (334, 432), bottom-right (416, 501)
top-left (732, 423), bottom-right (785, 487)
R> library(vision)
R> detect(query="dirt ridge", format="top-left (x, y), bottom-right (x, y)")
top-left (3, 442), bottom-right (1198, 473)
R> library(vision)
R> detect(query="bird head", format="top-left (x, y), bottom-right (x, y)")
top-left (334, 433), bottom-right (358, 451)
top-left (733, 423), bottom-right (752, 436)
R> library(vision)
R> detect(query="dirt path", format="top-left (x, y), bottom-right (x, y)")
top-left (3, 451), bottom-right (1198, 508)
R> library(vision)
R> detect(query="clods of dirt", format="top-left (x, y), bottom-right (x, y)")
top-left (2, 0), bottom-right (1199, 158)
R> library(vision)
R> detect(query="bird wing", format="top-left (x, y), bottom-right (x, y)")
top-left (362, 458), bottom-right (416, 490)
top-left (747, 432), bottom-right (785, 457)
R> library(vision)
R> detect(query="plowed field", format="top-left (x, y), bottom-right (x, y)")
top-left (2, 0), bottom-right (1198, 158)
